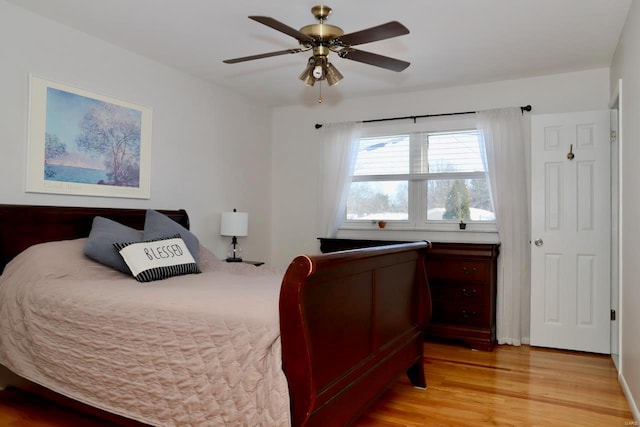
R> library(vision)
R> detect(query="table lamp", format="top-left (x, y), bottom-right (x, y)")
top-left (220, 209), bottom-right (248, 262)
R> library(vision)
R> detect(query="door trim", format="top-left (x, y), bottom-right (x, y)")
top-left (609, 78), bottom-right (623, 372)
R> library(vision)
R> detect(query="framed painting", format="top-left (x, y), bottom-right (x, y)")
top-left (26, 75), bottom-right (152, 198)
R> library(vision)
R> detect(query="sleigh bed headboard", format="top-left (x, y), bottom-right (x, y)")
top-left (0, 204), bottom-right (189, 272)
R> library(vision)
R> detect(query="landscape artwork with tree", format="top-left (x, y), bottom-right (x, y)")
top-left (27, 75), bottom-right (151, 199)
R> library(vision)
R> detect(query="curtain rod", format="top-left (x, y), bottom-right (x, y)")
top-left (314, 104), bottom-right (532, 129)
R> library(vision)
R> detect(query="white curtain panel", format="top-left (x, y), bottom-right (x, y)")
top-left (476, 108), bottom-right (531, 346)
top-left (319, 122), bottom-right (362, 237)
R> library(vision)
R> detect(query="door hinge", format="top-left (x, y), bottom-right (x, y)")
top-left (611, 309), bottom-right (616, 321)
top-left (611, 130), bottom-right (617, 143)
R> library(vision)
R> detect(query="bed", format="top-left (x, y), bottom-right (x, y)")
top-left (0, 204), bottom-right (430, 426)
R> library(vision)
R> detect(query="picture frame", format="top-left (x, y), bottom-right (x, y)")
top-left (26, 75), bottom-right (152, 199)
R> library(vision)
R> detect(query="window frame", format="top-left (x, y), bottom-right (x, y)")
top-left (341, 115), bottom-right (497, 233)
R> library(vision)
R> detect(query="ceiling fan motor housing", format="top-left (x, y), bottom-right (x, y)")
top-left (299, 23), bottom-right (344, 43)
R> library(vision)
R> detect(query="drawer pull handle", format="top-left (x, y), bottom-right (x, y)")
top-left (462, 266), bottom-right (477, 275)
top-left (462, 310), bottom-right (477, 319)
top-left (461, 288), bottom-right (476, 297)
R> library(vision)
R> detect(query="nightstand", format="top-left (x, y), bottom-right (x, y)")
top-left (424, 242), bottom-right (500, 351)
top-left (224, 259), bottom-right (264, 266)
top-left (242, 260), bottom-right (265, 266)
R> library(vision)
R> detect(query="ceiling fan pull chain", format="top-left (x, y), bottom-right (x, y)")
top-left (318, 81), bottom-right (323, 104)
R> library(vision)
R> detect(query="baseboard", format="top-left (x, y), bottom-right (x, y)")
top-left (619, 372), bottom-right (640, 423)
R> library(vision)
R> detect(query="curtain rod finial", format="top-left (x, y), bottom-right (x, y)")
top-left (521, 105), bottom-right (532, 114)
top-left (315, 123), bottom-right (323, 129)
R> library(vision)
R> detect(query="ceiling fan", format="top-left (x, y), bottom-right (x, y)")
top-left (223, 5), bottom-right (410, 88)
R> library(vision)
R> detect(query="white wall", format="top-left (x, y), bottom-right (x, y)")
top-left (611, 0), bottom-right (640, 420)
top-left (271, 68), bottom-right (610, 269)
top-left (0, 1), bottom-right (272, 262)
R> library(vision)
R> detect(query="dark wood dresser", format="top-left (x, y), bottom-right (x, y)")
top-left (318, 238), bottom-right (500, 351)
top-left (424, 242), bottom-right (499, 351)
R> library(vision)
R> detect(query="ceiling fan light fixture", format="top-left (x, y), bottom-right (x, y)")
top-left (325, 62), bottom-right (343, 86)
top-left (299, 59), bottom-right (316, 86)
top-left (301, 72), bottom-right (316, 86)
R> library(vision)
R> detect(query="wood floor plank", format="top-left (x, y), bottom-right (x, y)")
top-left (0, 342), bottom-right (634, 426)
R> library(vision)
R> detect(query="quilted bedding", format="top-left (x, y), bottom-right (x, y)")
top-left (0, 238), bottom-right (291, 426)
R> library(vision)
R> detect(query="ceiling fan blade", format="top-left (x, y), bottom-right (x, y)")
top-left (249, 16), bottom-right (315, 43)
top-left (339, 21), bottom-right (409, 46)
top-left (223, 48), bottom-right (303, 64)
top-left (340, 49), bottom-right (410, 72)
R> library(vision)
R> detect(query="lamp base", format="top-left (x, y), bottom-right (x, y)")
top-left (225, 237), bottom-right (243, 262)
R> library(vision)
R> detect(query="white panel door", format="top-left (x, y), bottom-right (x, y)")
top-left (530, 111), bottom-right (610, 354)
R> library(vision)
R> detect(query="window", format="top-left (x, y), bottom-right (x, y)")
top-left (345, 124), bottom-right (495, 229)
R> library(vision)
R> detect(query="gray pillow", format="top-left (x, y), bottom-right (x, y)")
top-left (143, 209), bottom-right (199, 263)
top-left (84, 216), bottom-right (143, 273)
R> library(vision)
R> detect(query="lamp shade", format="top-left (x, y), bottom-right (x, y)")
top-left (298, 59), bottom-right (316, 87)
top-left (220, 210), bottom-right (248, 237)
top-left (326, 62), bottom-right (343, 86)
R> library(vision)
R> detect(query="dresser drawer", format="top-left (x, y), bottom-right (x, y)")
top-left (432, 302), bottom-right (489, 327)
top-left (429, 280), bottom-right (484, 306)
top-left (426, 259), bottom-right (487, 281)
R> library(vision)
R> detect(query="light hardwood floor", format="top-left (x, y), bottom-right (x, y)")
top-left (0, 342), bottom-right (634, 426)
top-left (356, 342), bottom-right (634, 426)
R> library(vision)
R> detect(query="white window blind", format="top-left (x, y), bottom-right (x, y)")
top-left (346, 128), bottom-right (495, 228)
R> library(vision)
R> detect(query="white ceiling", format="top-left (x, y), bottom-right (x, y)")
top-left (8, 0), bottom-right (632, 107)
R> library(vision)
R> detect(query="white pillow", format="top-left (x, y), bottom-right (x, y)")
top-left (114, 235), bottom-right (200, 282)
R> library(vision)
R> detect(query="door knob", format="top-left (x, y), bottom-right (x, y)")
top-left (534, 239), bottom-right (543, 246)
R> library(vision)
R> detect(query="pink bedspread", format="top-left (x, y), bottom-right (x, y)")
top-left (0, 238), bottom-right (290, 426)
